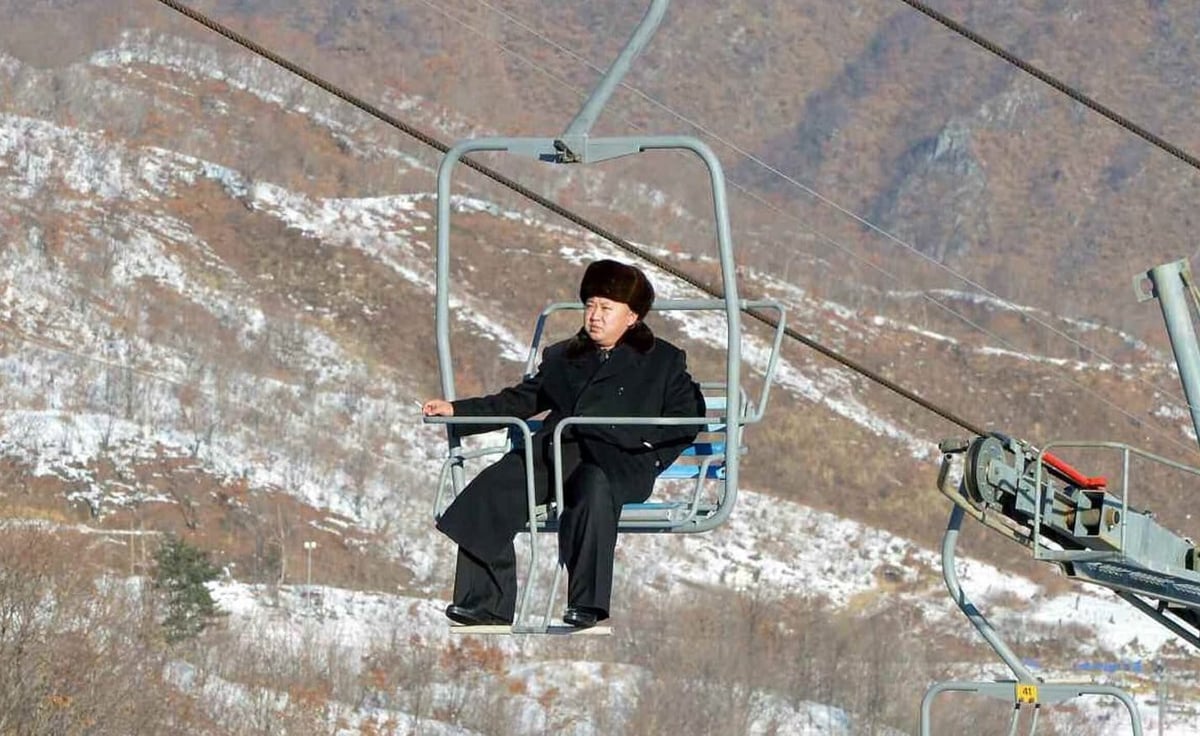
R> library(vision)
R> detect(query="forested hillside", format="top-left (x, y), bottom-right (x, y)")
top-left (3, 1), bottom-right (1200, 733)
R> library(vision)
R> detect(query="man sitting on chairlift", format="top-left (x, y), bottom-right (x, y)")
top-left (422, 259), bottom-right (705, 629)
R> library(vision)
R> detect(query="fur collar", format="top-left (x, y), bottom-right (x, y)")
top-left (564, 321), bottom-right (655, 358)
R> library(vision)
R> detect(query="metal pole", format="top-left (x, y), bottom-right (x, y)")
top-left (942, 506), bottom-right (1037, 681)
top-left (563, 0), bottom-right (670, 137)
top-left (303, 540), bottom-right (316, 587)
top-left (1138, 259), bottom-right (1200, 449)
top-left (1156, 659), bottom-right (1165, 736)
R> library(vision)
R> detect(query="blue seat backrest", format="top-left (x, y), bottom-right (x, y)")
top-left (655, 394), bottom-right (729, 480)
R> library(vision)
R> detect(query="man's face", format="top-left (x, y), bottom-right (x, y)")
top-left (584, 297), bottom-right (637, 349)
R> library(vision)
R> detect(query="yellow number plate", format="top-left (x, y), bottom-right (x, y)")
top-left (1015, 684), bottom-right (1038, 704)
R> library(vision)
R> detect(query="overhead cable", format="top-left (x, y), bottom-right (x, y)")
top-left (897, 0), bottom-right (1200, 173)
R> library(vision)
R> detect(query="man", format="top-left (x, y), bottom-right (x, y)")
top-left (422, 259), bottom-right (705, 628)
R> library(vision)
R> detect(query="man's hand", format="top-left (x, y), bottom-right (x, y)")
top-left (421, 399), bottom-right (454, 417)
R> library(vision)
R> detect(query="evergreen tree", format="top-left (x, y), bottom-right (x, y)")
top-left (153, 535), bottom-right (222, 643)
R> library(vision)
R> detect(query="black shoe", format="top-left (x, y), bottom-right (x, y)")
top-left (563, 606), bottom-right (604, 629)
top-left (445, 604), bottom-right (512, 626)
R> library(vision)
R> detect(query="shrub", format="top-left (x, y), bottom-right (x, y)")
top-left (153, 535), bottom-right (223, 643)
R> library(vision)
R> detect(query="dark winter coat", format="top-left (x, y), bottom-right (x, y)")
top-left (450, 321), bottom-right (705, 506)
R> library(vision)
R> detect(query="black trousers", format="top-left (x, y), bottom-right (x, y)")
top-left (436, 438), bottom-right (622, 620)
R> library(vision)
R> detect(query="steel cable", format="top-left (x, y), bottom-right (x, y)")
top-left (897, 0), bottom-right (1200, 173)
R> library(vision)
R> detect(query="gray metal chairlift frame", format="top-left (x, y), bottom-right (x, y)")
top-left (430, 297), bottom-right (784, 632)
top-left (921, 485), bottom-right (1144, 735)
top-left (425, 0), bottom-right (770, 633)
top-left (922, 258), bottom-right (1200, 733)
top-left (429, 299), bottom-right (787, 535)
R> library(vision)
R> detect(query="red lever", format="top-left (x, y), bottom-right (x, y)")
top-left (1041, 450), bottom-right (1107, 489)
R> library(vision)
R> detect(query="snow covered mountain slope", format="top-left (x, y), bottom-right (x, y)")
top-left (3, 16), bottom-right (1200, 736)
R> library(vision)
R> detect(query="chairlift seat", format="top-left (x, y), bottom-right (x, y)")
top-left (486, 393), bottom-right (736, 531)
top-left (428, 298), bottom-right (784, 631)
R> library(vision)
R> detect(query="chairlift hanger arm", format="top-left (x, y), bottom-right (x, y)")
top-left (921, 503), bottom-right (1148, 734)
top-left (563, 0), bottom-right (670, 138)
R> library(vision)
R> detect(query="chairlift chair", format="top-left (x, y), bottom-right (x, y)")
top-left (423, 0), bottom-right (786, 633)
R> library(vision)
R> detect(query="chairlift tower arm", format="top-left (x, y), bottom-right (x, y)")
top-left (1136, 259), bottom-right (1200, 449)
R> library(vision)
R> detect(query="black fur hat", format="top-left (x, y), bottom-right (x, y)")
top-left (579, 259), bottom-right (655, 318)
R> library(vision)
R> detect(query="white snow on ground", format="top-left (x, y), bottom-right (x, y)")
top-left (4, 37), bottom-right (1200, 734)
top-left (200, 489), bottom-right (1200, 735)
